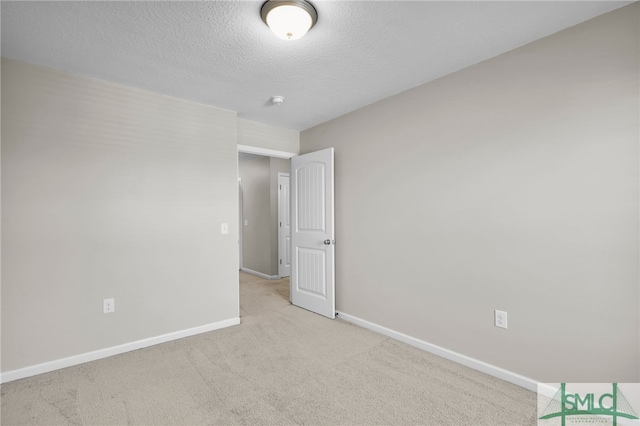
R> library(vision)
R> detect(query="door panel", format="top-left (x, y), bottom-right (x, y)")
top-left (291, 148), bottom-right (335, 319)
top-left (297, 248), bottom-right (326, 296)
top-left (296, 163), bottom-right (325, 232)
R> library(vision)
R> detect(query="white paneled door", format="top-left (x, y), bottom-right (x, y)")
top-left (290, 148), bottom-right (335, 319)
top-left (278, 173), bottom-right (291, 278)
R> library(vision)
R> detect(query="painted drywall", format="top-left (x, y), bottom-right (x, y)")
top-left (301, 4), bottom-right (639, 383)
top-left (238, 156), bottom-right (290, 277)
top-left (239, 156), bottom-right (272, 275)
top-left (238, 118), bottom-right (299, 154)
top-left (1, 58), bottom-right (240, 373)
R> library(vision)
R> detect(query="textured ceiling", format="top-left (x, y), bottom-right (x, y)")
top-left (1, 1), bottom-right (632, 131)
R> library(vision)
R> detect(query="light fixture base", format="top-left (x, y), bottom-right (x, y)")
top-left (261, 0), bottom-right (318, 40)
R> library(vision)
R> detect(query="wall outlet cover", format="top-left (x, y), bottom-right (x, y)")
top-left (495, 309), bottom-right (507, 329)
top-left (103, 298), bottom-right (115, 314)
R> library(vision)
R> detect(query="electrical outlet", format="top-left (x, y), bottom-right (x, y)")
top-left (103, 298), bottom-right (115, 314)
top-left (495, 310), bottom-right (507, 329)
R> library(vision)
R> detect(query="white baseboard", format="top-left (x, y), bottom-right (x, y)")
top-left (0, 317), bottom-right (241, 384)
top-left (336, 311), bottom-right (539, 392)
top-left (240, 267), bottom-right (280, 280)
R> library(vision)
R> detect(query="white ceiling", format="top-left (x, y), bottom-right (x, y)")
top-left (1, 1), bottom-right (632, 131)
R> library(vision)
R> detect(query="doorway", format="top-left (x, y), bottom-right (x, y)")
top-left (238, 145), bottom-right (336, 320)
top-left (237, 146), bottom-right (294, 280)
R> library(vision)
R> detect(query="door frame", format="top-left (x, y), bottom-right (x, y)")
top-left (237, 144), bottom-right (296, 160)
top-left (237, 145), bottom-right (296, 273)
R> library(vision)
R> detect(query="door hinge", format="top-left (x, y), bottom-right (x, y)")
top-left (280, 222), bottom-right (282, 227)
top-left (280, 185), bottom-right (282, 190)
top-left (280, 259), bottom-right (282, 264)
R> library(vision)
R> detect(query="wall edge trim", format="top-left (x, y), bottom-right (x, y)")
top-left (0, 317), bottom-right (241, 384)
top-left (336, 311), bottom-right (539, 391)
top-left (240, 267), bottom-right (280, 280)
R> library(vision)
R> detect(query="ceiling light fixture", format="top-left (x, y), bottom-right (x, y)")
top-left (261, 0), bottom-right (318, 41)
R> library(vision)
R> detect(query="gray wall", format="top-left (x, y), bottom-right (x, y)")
top-left (301, 4), bottom-right (639, 383)
top-left (1, 58), bottom-right (239, 372)
top-left (238, 118), bottom-right (299, 154)
top-left (239, 156), bottom-right (272, 275)
top-left (239, 156), bottom-right (290, 277)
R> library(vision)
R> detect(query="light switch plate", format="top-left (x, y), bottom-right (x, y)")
top-left (221, 223), bottom-right (229, 234)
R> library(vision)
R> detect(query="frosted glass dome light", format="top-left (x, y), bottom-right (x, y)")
top-left (261, 0), bottom-right (318, 41)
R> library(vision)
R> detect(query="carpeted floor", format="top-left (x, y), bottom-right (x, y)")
top-left (1, 272), bottom-right (537, 425)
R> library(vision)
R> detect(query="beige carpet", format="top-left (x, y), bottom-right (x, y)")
top-left (1, 272), bottom-right (537, 425)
